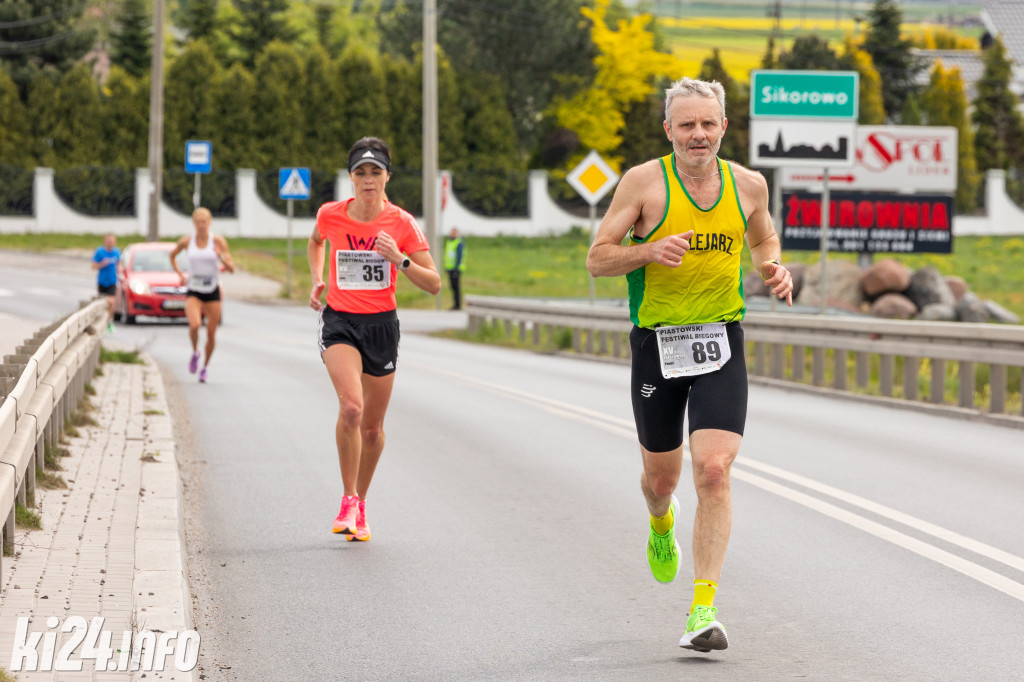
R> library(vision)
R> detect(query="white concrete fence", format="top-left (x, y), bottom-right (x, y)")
top-left (0, 300), bottom-right (104, 578)
top-left (2, 167), bottom-right (1023, 239)
top-left (465, 295), bottom-right (1024, 429)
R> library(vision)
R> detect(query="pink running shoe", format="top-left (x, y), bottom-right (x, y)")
top-left (347, 499), bottom-right (371, 542)
top-left (332, 495), bottom-right (359, 535)
top-left (198, 367), bottom-right (208, 383)
top-left (188, 352), bottom-right (200, 374)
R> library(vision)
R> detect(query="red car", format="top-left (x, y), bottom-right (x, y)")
top-left (114, 242), bottom-right (189, 323)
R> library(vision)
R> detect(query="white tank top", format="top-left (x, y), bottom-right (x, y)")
top-left (187, 232), bottom-right (220, 293)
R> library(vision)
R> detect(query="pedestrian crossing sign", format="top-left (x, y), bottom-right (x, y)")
top-left (567, 150), bottom-right (619, 206)
top-left (279, 167), bottom-right (311, 200)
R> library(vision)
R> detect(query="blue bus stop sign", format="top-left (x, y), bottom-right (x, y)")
top-left (279, 168), bottom-right (311, 200)
top-left (185, 141), bottom-right (212, 174)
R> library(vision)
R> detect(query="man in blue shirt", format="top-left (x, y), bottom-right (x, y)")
top-left (92, 233), bottom-right (120, 333)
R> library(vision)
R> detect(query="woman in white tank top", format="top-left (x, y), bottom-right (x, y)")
top-left (170, 207), bottom-right (236, 383)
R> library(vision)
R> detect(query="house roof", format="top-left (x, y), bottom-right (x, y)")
top-left (912, 49), bottom-right (986, 102)
top-left (982, 1), bottom-right (1024, 68)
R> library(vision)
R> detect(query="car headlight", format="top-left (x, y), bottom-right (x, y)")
top-left (128, 278), bottom-right (151, 295)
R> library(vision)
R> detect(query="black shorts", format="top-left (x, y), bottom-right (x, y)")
top-left (629, 322), bottom-right (748, 452)
top-left (318, 307), bottom-right (400, 377)
top-left (187, 287), bottom-right (221, 303)
top-left (98, 284), bottom-right (117, 296)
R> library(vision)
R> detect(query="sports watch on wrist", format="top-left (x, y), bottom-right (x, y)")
top-left (398, 256), bottom-right (411, 271)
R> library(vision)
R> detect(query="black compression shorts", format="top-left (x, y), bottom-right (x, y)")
top-left (317, 307), bottom-right (400, 377)
top-left (187, 287), bottom-right (221, 303)
top-left (629, 321), bottom-right (748, 452)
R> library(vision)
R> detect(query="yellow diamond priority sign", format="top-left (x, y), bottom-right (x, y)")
top-left (567, 150), bottom-right (619, 206)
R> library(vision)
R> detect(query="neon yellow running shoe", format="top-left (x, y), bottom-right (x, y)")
top-left (679, 605), bottom-right (729, 652)
top-left (646, 495), bottom-right (680, 583)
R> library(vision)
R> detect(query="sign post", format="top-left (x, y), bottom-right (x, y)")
top-left (749, 70), bottom-right (858, 314)
top-left (184, 141), bottom-right (212, 209)
top-left (279, 167), bottom-right (312, 298)
top-left (567, 150), bottom-right (619, 304)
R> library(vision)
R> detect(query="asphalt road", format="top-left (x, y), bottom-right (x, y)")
top-left (3, 253), bottom-right (1024, 680)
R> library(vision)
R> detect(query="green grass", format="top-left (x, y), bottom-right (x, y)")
top-left (15, 501), bottom-right (41, 530)
top-left (1, 231), bottom-right (1020, 319)
top-left (100, 347), bottom-right (144, 364)
top-left (36, 466), bottom-right (68, 490)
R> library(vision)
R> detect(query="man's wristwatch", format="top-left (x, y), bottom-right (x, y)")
top-left (398, 257), bottom-right (411, 271)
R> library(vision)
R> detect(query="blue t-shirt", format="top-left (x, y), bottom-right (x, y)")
top-left (93, 246), bottom-right (120, 287)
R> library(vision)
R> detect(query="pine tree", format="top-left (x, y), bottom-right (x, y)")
top-left (164, 40), bottom-right (221, 170)
top-left (251, 41), bottom-right (306, 169)
top-left (699, 49), bottom-right (748, 166)
top-left (211, 63), bottom-right (256, 169)
top-left (335, 43), bottom-right (391, 156)
top-left (861, 0), bottom-right (923, 122)
top-left (380, 54), bottom-right (420, 171)
top-left (110, 0), bottom-right (152, 79)
top-left (174, 0), bottom-right (220, 42)
top-left (301, 46), bottom-right (345, 172)
top-left (778, 36), bottom-right (841, 71)
top-left (100, 66), bottom-right (149, 168)
top-left (26, 71), bottom-right (60, 167)
top-left (0, 0), bottom-right (97, 96)
top-left (971, 35), bottom-right (1024, 172)
top-left (229, 0), bottom-right (298, 69)
top-left (920, 63), bottom-right (980, 212)
top-left (838, 37), bottom-right (886, 125)
top-left (0, 68), bottom-right (32, 166)
top-left (50, 64), bottom-right (104, 168)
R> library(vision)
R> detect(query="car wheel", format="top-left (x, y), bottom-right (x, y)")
top-left (123, 294), bottom-right (137, 325)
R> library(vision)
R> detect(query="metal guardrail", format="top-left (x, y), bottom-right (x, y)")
top-left (0, 299), bottom-right (105, 576)
top-left (465, 295), bottom-right (1024, 428)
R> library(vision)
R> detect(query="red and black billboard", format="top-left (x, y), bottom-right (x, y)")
top-left (780, 191), bottom-right (954, 254)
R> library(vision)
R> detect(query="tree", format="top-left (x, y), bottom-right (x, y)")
top-left (211, 63), bottom-right (256, 168)
top-left (49, 64), bottom-right (104, 168)
top-left (300, 47), bottom-right (344, 171)
top-left (250, 41), bottom-right (306, 168)
top-left (100, 66), bottom-right (149, 168)
top-left (380, 54), bottom-right (420, 170)
top-left (0, 0), bottom-right (97, 96)
top-left (164, 40), bottom-right (222, 170)
top-left (0, 68), bottom-right (32, 167)
top-left (777, 36), bottom-right (841, 71)
top-left (229, 0), bottom-right (298, 68)
top-left (378, 0), bottom-right (595, 157)
top-left (861, 0), bottom-right (923, 121)
top-left (110, 0), bottom-right (151, 79)
top-left (552, 0), bottom-right (678, 166)
top-left (761, 36), bottom-right (778, 70)
top-left (971, 35), bottom-right (1024, 173)
top-left (920, 63), bottom-right (980, 212)
top-left (174, 0), bottom-right (220, 42)
top-left (457, 72), bottom-right (524, 213)
top-left (838, 37), bottom-right (886, 125)
top-left (26, 70), bottom-right (60, 167)
top-left (699, 49), bottom-right (748, 165)
top-left (335, 43), bottom-right (391, 157)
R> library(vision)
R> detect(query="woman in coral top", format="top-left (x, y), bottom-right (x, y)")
top-left (307, 137), bottom-right (441, 542)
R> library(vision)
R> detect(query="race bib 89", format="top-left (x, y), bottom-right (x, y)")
top-left (336, 250), bottom-right (391, 290)
top-left (656, 322), bottom-right (731, 379)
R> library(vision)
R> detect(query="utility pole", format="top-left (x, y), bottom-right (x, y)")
top-left (146, 0), bottom-right (165, 241)
top-left (423, 0), bottom-right (440, 308)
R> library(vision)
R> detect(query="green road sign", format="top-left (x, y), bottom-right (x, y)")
top-left (750, 70), bottom-right (859, 120)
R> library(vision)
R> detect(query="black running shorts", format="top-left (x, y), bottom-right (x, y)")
top-left (187, 287), bottom-right (221, 303)
top-left (98, 283), bottom-right (117, 296)
top-left (318, 307), bottom-right (400, 377)
top-left (629, 321), bottom-right (748, 453)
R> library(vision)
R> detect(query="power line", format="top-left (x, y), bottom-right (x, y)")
top-left (0, 1), bottom-right (93, 30)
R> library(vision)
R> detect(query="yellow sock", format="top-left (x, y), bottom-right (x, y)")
top-left (691, 579), bottom-right (718, 611)
top-left (650, 505), bottom-right (674, 535)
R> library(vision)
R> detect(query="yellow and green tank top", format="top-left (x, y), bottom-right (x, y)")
top-left (626, 154), bottom-right (748, 328)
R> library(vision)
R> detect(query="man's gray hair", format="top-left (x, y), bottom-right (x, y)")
top-left (664, 77), bottom-right (726, 123)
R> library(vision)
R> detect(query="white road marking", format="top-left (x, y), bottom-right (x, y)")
top-left (416, 362), bottom-right (1024, 602)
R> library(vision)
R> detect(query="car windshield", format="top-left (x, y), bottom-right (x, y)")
top-left (131, 250), bottom-right (187, 272)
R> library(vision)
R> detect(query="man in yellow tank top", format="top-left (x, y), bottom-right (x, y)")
top-left (587, 77), bottom-right (794, 653)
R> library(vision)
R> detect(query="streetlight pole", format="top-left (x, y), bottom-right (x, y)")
top-left (146, 0), bottom-right (165, 241)
top-left (423, 0), bottom-right (440, 309)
